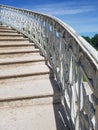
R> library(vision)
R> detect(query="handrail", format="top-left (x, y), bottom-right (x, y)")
top-left (0, 4), bottom-right (98, 130)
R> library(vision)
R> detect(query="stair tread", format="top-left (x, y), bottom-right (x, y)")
top-left (0, 52), bottom-right (40, 59)
top-left (0, 46), bottom-right (35, 51)
top-left (0, 28), bottom-right (15, 30)
top-left (0, 39), bottom-right (29, 41)
top-left (0, 48), bottom-right (39, 54)
top-left (0, 34), bottom-right (23, 36)
top-left (0, 55), bottom-right (45, 64)
top-left (0, 28), bottom-right (18, 33)
top-left (0, 31), bottom-right (20, 33)
top-left (0, 78), bottom-right (60, 100)
top-left (0, 30), bottom-right (18, 33)
top-left (0, 41), bottom-right (34, 46)
top-left (0, 25), bottom-right (68, 129)
top-left (0, 104), bottom-right (67, 130)
top-left (0, 25), bottom-right (11, 28)
top-left (0, 64), bottom-right (51, 78)
top-left (0, 37), bottom-right (27, 39)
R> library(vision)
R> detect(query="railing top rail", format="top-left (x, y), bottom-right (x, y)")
top-left (0, 4), bottom-right (98, 130)
top-left (0, 4), bottom-right (98, 66)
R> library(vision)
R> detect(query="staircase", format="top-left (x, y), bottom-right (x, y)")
top-left (0, 25), bottom-right (68, 130)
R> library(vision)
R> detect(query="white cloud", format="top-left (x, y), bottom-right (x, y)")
top-left (33, 7), bottom-right (94, 15)
top-left (30, 2), bottom-right (95, 16)
top-left (21, 2), bottom-right (95, 16)
top-left (20, 1), bottom-right (98, 36)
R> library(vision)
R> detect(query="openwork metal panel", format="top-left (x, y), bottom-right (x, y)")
top-left (0, 5), bottom-right (98, 130)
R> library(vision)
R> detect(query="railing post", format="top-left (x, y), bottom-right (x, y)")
top-left (0, 5), bottom-right (98, 129)
top-left (95, 104), bottom-right (98, 130)
top-left (92, 94), bottom-right (98, 130)
top-left (91, 71), bottom-right (98, 130)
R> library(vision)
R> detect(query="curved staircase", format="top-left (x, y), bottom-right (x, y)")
top-left (0, 25), bottom-right (68, 130)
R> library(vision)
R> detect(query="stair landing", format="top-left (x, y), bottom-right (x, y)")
top-left (0, 104), bottom-right (67, 130)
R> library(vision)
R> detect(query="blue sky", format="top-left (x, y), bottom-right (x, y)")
top-left (0, 0), bottom-right (98, 37)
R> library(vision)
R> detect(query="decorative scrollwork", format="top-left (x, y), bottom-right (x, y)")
top-left (0, 4), bottom-right (98, 130)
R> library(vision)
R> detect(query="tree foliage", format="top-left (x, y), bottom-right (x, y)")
top-left (82, 34), bottom-right (98, 50)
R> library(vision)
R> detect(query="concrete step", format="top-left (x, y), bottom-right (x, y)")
top-left (0, 41), bottom-right (34, 47)
top-left (0, 45), bottom-right (36, 51)
top-left (0, 26), bottom-right (16, 31)
top-left (0, 36), bottom-right (27, 39)
top-left (0, 25), bottom-right (11, 28)
top-left (0, 55), bottom-right (45, 65)
top-left (0, 64), bottom-right (52, 79)
top-left (0, 30), bottom-right (18, 33)
top-left (0, 34), bottom-right (24, 37)
top-left (0, 62), bottom-right (47, 71)
top-left (0, 28), bottom-right (18, 32)
top-left (0, 38), bottom-right (28, 41)
top-left (0, 78), bottom-right (60, 102)
top-left (0, 48), bottom-right (40, 54)
top-left (0, 25), bottom-right (8, 27)
top-left (0, 74), bottom-right (53, 84)
top-left (0, 104), bottom-right (67, 130)
top-left (0, 27), bottom-right (28, 40)
top-left (0, 51), bottom-right (40, 59)
top-left (0, 27), bottom-right (15, 30)
top-left (0, 25), bottom-right (68, 130)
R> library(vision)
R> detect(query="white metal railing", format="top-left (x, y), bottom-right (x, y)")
top-left (0, 4), bottom-right (98, 130)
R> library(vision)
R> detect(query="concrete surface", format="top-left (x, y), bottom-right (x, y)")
top-left (0, 25), bottom-right (68, 130)
top-left (0, 104), bottom-right (68, 130)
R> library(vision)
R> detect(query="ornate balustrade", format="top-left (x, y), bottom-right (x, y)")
top-left (0, 5), bottom-right (98, 130)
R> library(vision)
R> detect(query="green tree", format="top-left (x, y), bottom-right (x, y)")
top-left (91, 34), bottom-right (98, 49)
top-left (82, 34), bottom-right (98, 50)
top-left (82, 36), bottom-right (91, 44)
